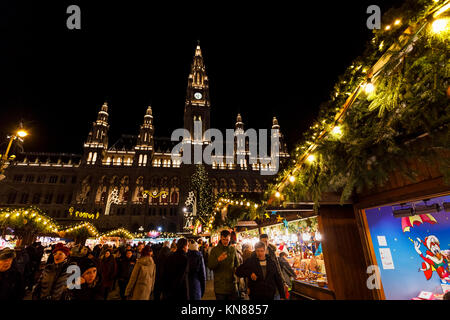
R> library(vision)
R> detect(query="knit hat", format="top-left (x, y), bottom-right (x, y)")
top-left (189, 241), bottom-right (199, 251)
top-left (52, 243), bottom-right (70, 256)
top-left (78, 258), bottom-right (97, 275)
top-left (0, 248), bottom-right (16, 260)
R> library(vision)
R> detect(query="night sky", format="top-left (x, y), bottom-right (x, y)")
top-left (0, 0), bottom-right (405, 154)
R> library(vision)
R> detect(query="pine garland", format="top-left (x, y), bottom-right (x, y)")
top-left (266, 0), bottom-right (449, 208)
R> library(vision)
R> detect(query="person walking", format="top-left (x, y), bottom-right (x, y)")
top-left (236, 241), bottom-right (286, 300)
top-left (187, 240), bottom-right (206, 300)
top-left (117, 249), bottom-right (136, 299)
top-left (0, 248), bottom-right (25, 300)
top-left (278, 252), bottom-right (296, 288)
top-left (162, 238), bottom-right (189, 300)
top-left (66, 258), bottom-right (103, 300)
top-left (259, 234), bottom-right (288, 299)
top-left (125, 246), bottom-right (156, 300)
top-left (92, 244), bottom-right (102, 259)
top-left (208, 230), bottom-right (240, 300)
top-left (98, 249), bottom-right (117, 300)
top-left (32, 243), bottom-right (74, 300)
top-left (153, 240), bottom-right (171, 301)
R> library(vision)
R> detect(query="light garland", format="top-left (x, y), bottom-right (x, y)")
top-left (268, 0), bottom-right (449, 202)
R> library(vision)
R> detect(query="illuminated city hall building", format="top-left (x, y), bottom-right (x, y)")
top-left (0, 44), bottom-right (288, 232)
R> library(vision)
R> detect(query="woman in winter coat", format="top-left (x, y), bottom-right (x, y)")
top-left (32, 243), bottom-right (75, 300)
top-left (98, 249), bottom-right (117, 300)
top-left (278, 252), bottom-right (296, 288)
top-left (187, 241), bottom-right (206, 300)
top-left (125, 245), bottom-right (156, 300)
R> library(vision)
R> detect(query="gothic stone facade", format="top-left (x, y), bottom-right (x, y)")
top-left (0, 44), bottom-right (288, 233)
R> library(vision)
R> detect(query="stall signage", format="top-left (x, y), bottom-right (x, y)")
top-left (236, 221), bottom-right (258, 227)
top-left (69, 207), bottom-right (100, 220)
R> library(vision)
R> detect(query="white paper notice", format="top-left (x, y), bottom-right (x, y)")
top-left (379, 248), bottom-right (395, 270)
top-left (377, 236), bottom-right (387, 247)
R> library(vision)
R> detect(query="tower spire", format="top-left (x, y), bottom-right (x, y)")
top-left (184, 42), bottom-right (211, 141)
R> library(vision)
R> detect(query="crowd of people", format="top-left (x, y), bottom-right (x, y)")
top-left (0, 230), bottom-right (302, 301)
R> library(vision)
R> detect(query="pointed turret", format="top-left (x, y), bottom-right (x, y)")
top-left (235, 113), bottom-right (244, 133)
top-left (134, 106), bottom-right (154, 167)
top-left (83, 102), bottom-right (110, 165)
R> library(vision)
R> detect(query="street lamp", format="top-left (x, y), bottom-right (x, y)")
top-left (0, 125), bottom-right (29, 177)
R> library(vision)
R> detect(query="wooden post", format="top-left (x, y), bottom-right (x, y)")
top-left (318, 204), bottom-right (373, 299)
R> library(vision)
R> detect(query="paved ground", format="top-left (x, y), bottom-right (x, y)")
top-left (202, 279), bottom-right (216, 300)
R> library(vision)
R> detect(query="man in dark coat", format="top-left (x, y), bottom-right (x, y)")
top-left (236, 241), bottom-right (285, 300)
top-left (153, 240), bottom-right (171, 301)
top-left (116, 249), bottom-right (135, 299)
top-left (0, 248), bottom-right (25, 300)
top-left (162, 238), bottom-right (189, 300)
top-left (259, 234), bottom-right (288, 299)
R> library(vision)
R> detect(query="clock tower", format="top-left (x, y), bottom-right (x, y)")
top-left (184, 41), bottom-right (211, 142)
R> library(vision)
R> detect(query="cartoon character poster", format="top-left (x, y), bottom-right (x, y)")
top-left (365, 195), bottom-right (450, 300)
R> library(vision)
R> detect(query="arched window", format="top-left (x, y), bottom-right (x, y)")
top-left (242, 178), bottom-right (249, 192)
top-left (229, 179), bottom-right (237, 192)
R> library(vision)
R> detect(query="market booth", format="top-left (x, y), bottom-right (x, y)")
top-left (250, 201), bottom-right (373, 300)
top-left (354, 156), bottom-right (449, 300)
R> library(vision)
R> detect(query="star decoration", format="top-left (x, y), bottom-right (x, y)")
top-left (283, 219), bottom-right (289, 228)
top-left (264, 213), bottom-right (270, 219)
top-left (276, 215), bottom-right (283, 223)
top-left (271, 211), bottom-right (277, 215)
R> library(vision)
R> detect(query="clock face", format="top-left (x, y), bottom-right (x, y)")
top-left (194, 92), bottom-right (202, 100)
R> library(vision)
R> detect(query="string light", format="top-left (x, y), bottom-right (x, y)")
top-left (394, 19), bottom-right (401, 25)
top-left (275, 191), bottom-right (281, 198)
top-left (306, 154), bottom-right (316, 163)
top-left (289, 175), bottom-right (295, 183)
top-left (331, 125), bottom-right (342, 136)
top-left (432, 18), bottom-right (448, 33)
top-left (364, 81), bottom-right (375, 94)
top-left (385, 25), bottom-right (391, 30)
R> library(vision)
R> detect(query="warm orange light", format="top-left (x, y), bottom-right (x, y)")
top-left (17, 130), bottom-right (28, 138)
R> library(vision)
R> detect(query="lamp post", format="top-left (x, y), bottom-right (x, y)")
top-left (0, 126), bottom-right (28, 177)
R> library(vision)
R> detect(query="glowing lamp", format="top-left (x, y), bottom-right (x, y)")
top-left (364, 82), bottom-right (375, 94)
top-left (432, 19), bottom-right (448, 33)
top-left (17, 130), bottom-right (28, 138)
top-left (306, 154), bottom-right (316, 163)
